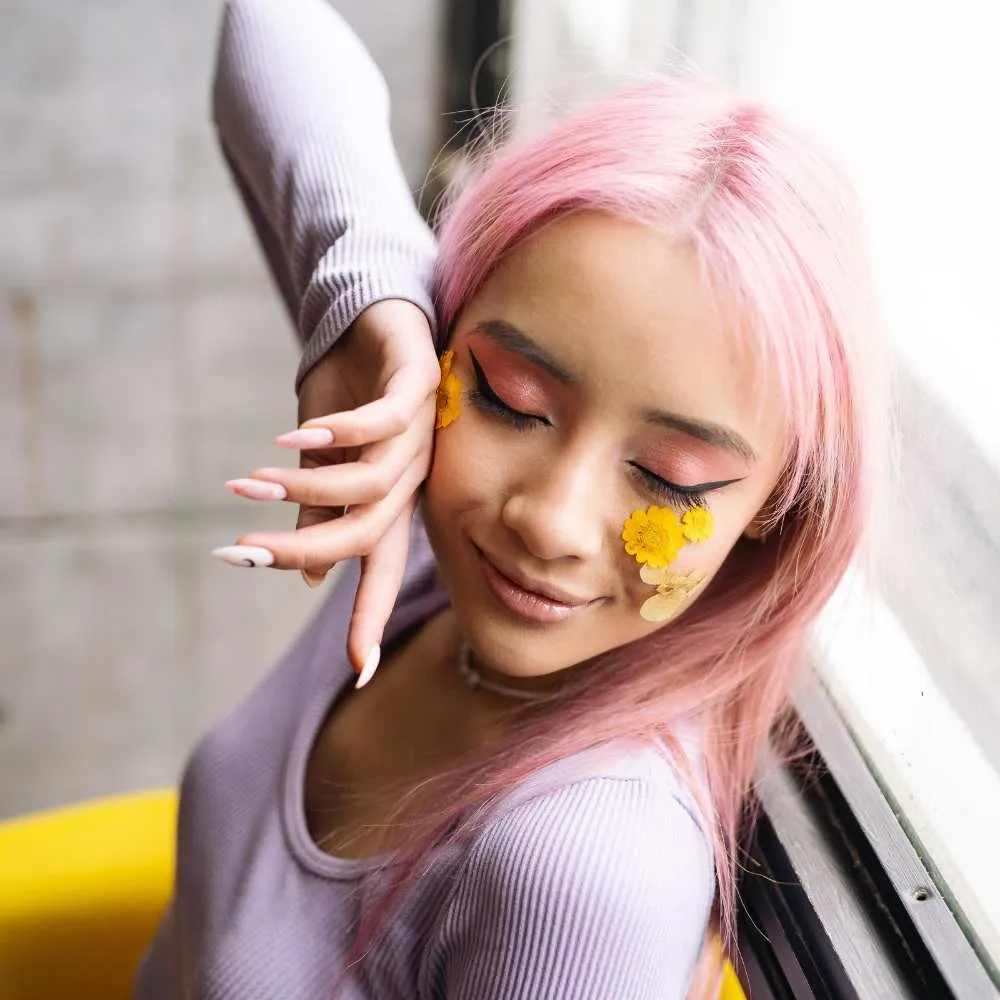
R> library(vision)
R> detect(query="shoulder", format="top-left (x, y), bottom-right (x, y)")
top-left (432, 766), bottom-right (714, 999)
top-left (467, 769), bottom-right (713, 923)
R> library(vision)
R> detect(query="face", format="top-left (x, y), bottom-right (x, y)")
top-left (422, 212), bottom-right (787, 679)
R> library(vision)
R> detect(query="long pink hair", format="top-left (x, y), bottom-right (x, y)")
top-left (344, 75), bottom-right (883, 996)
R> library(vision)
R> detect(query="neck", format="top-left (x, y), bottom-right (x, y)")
top-left (380, 611), bottom-right (524, 748)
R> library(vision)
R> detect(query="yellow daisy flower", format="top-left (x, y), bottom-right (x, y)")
top-left (621, 505), bottom-right (685, 568)
top-left (680, 506), bottom-right (713, 543)
top-left (638, 567), bottom-right (706, 623)
top-left (435, 350), bottom-right (461, 429)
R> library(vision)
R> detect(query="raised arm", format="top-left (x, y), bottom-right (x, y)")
top-left (210, 0), bottom-right (441, 680)
top-left (212, 0), bottom-right (438, 388)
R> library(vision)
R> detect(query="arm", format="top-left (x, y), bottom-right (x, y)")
top-left (212, 0), bottom-right (438, 390)
top-left (430, 778), bottom-right (715, 1000)
top-left (210, 0), bottom-right (440, 673)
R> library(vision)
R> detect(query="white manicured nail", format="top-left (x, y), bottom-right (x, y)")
top-left (275, 427), bottom-right (334, 449)
top-left (226, 478), bottom-right (287, 501)
top-left (355, 644), bottom-right (381, 689)
top-left (211, 545), bottom-right (275, 568)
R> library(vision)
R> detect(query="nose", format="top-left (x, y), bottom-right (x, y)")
top-left (500, 440), bottom-right (606, 562)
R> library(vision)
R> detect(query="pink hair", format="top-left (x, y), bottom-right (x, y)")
top-left (342, 75), bottom-right (883, 997)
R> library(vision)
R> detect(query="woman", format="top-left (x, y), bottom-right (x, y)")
top-left (137, 0), bottom-right (884, 997)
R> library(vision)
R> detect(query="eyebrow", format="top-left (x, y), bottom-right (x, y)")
top-left (472, 317), bottom-right (757, 463)
top-left (643, 409), bottom-right (758, 463)
top-left (472, 319), bottom-right (577, 385)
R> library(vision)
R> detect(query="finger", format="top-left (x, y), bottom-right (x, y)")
top-left (251, 424), bottom-right (429, 509)
top-left (231, 459), bottom-right (426, 570)
top-left (347, 506), bottom-right (414, 677)
top-left (248, 459), bottom-right (399, 510)
top-left (250, 435), bottom-right (423, 513)
top-left (295, 504), bottom-right (349, 588)
top-left (279, 390), bottom-right (435, 451)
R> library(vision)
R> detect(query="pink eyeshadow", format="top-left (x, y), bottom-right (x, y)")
top-left (639, 438), bottom-right (747, 487)
top-left (467, 335), bottom-right (558, 412)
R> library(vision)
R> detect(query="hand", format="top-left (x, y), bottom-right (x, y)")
top-left (220, 299), bottom-right (439, 674)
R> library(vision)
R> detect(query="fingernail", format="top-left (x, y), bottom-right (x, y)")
top-left (301, 569), bottom-right (326, 589)
top-left (211, 545), bottom-right (275, 568)
top-left (355, 644), bottom-right (381, 689)
top-left (226, 478), bottom-right (287, 501)
top-left (275, 428), bottom-right (334, 449)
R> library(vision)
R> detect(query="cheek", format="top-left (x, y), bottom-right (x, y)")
top-left (424, 415), bottom-right (504, 517)
top-left (616, 511), bottom-right (745, 623)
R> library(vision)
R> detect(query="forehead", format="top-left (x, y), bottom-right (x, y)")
top-left (463, 212), bottom-right (782, 453)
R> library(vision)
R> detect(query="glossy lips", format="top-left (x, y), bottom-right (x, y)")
top-left (476, 547), bottom-right (593, 624)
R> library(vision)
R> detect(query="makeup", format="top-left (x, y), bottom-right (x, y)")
top-left (435, 350), bottom-right (462, 429)
top-left (212, 545), bottom-right (275, 568)
top-left (623, 504), bottom-right (713, 621)
top-left (226, 479), bottom-right (287, 501)
top-left (638, 565), bottom-right (706, 622)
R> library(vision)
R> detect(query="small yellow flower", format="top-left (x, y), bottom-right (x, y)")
top-left (622, 505), bottom-right (685, 568)
top-left (680, 506), bottom-right (713, 543)
top-left (638, 566), bottom-right (707, 623)
top-left (435, 350), bottom-right (461, 429)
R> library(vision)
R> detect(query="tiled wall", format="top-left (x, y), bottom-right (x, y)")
top-left (0, 0), bottom-right (443, 818)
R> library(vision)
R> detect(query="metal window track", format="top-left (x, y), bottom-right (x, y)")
top-left (740, 680), bottom-right (998, 999)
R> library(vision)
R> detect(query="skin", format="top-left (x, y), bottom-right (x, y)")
top-left (305, 212), bottom-right (788, 858)
top-left (423, 212), bottom-right (786, 687)
top-left (232, 299), bottom-right (440, 673)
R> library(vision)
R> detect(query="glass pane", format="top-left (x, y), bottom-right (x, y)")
top-left (509, 0), bottom-right (1000, 973)
top-left (736, 0), bottom-right (1000, 971)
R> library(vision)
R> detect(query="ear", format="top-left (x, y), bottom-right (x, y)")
top-left (743, 515), bottom-right (769, 541)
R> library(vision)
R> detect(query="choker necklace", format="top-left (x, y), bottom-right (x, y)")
top-left (457, 642), bottom-right (562, 704)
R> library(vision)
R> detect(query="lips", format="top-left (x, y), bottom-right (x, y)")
top-left (474, 545), bottom-right (595, 624)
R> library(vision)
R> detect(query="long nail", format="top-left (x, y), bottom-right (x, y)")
top-left (275, 428), bottom-right (334, 449)
top-left (355, 645), bottom-right (381, 689)
top-left (212, 545), bottom-right (275, 568)
top-left (226, 478), bottom-right (287, 501)
top-left (301, 569), bottom-right (326, 589)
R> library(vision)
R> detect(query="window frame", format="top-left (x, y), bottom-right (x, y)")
top-left (740, 678), bottom-right (999, 999)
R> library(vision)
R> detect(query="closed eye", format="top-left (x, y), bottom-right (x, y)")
top-left (629, 463), bottom-right (743, 511)
top-left (468, 350), bottom-right (551, 430)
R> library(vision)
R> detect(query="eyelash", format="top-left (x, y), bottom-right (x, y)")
top-left (628, 464), bottom-right (707, 512)
top-left (467, 351), bottom-right (711, 511)
top-left (467, 351), bottom-right (550, 432)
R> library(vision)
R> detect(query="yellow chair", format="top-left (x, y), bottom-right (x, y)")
top-left (0, 790), bottom-right (177, 1000)
top-left (0, 790), bottom-right (746, 1000)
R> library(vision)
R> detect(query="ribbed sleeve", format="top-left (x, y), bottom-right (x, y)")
top-left (431, 776), bottom-right (714, 1000)
top-left (211, 0), bottom-right (439, 390)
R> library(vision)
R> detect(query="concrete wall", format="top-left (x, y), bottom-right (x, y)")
top-left (0, 0), bottom-right (443, 818)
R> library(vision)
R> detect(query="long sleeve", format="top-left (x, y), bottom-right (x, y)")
top-left (427, 776), bottom-right (715, 1000)
top-left (212, 0), bottom-right (439, 390)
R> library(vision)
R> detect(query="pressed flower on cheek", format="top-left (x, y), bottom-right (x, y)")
top-left (638, 565), bottom-right (707, 622)
top-left (681, 506), bottom-right (713, 543)
top-left (622, 503), bottom-right (715, 622)
top-left (436, 350), bottom-right (462, 429)
top-left (621, 505), bottom-right (686, 569)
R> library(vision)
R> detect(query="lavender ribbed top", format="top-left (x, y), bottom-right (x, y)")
top-left (134, 2), bottom-right (714, 997)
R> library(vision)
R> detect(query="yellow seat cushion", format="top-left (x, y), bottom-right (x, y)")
top-left (0, 789), bottom-right (178, 1000)
top-left (720, 959), bottom-right (746, 999)
top-left (0, 787), bottom-right (746, 999)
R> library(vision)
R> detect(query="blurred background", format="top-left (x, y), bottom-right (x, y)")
top-left (0, 0), bottom-right (447, 817)
top-left (1, 0), bottom-right (998, 981)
